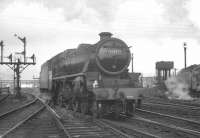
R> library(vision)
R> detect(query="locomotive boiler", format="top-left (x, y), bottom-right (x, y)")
top-left (40, 32), bottom-right (142, 118)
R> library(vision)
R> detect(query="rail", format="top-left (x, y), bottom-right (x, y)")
top-left (99, 118), bottom-right (159, 138)
top-left (143, 101), bottom-right (200, 110)
top-left (1, 104), bottom-right (45, 137)
top-left (144, 96), bottom-right (200, 107)
top-left (0, 94), bottom-right (71, 138)
top-left (0, 87), bottom-right (9, 94)
top-left (136, 108), bottom-right (200, 137)
top-left (53, 109), bottom-right (132, 138)
top-left (94, 119), bottom-right (131, 138)
top-left (37, 96), bottom-right (71, 138)
top-left (0, 98), bottom-right (37, 119)
top-left (0, 93), bottom-right (9, 104)
top-left (0, 98), bottom-right (40, 137)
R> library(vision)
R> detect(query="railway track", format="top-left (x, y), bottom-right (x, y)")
top-left (0, 94), bottom-right (9, 104)
top-left (45, 97), bottom-right (200, 138)
top-left (1, 92), bottom-right (128, 138)
top-left (100, 118), bottom-right (160, 138)
top-left (135, 108), bottom-right (200, 137)
top-left (54, 107), bottom-right (200, 138)
top-left (100, 113), bottom-right (200, 138)
top-left (143, 100), bottom-right (200, 110)
top-left (98, 107), bottom-right (200, 138)
top-left (0, 95), bottom-right (70, 138)
top-left (5, 108), bottom-right (67, 138)
top-left (2, 93), bottom-right (199, 137)
top-left (0, 93), bottom-right (129, 138)
top-left (0, 98), bottom-right (43, 137)
top-left (54, 109), bottom-right (131, 138)
top-left (141, 102), bottom-right (200, 121)
top-left (0, 94), bottom-right (35, 115)
top-left (144, 96), bottom-right (200, 108)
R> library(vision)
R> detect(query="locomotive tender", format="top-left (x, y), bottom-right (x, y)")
top-left (177, 64), bottom-right (200, 97)
top-left (40, 32), bottom-right (141, 118)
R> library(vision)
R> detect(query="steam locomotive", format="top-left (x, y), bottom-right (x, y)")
top-left (177, 64), bottom-right (200, 97)
top-left (40, 32), bottom-right (142, 118)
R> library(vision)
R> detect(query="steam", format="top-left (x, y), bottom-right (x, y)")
top-left (165, 76), bottom-right (193, 100)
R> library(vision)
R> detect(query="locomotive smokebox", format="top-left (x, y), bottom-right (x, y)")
top-left (99, 32), bottom-right (113, 40)
top-left (96, 35), bottom-right (131, 75)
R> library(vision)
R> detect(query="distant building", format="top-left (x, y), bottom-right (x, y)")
top-left (129, 72), bottom-right (142, 87)
top-left (142, 76), bottom-right (156, 88)
top-left (0, 79), bottom-right (39, 90)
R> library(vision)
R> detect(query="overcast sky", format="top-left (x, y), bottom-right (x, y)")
top-left (0, 0), bottom-right (200, 80)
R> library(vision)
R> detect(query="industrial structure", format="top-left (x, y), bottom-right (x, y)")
top-left (0, 35), bottom-right (36, 97)
top-left (156, 61), bottom-right (174, 83)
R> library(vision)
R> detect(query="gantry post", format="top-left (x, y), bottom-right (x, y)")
top-left (0, 35), bottom-right (36, 98)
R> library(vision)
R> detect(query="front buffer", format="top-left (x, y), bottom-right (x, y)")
top-left (95, 99), bottom-right (136, 119)
top-left (93, 88), bottom-right (142, 119)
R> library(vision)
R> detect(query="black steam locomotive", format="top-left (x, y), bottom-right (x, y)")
top-left (40, 32), bottom-right (142, 118)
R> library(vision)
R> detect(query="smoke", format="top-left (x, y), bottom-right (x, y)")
top-left (157, 0), bottom-right (200, 40)
top-left (165, 76), bottom-right (193, 100)
top-left (0, 0), bottom-right (14, 9)
top-left (0, 0), bottom-right (125, 25)
top-left (1, 0), bottom-right (200, 36)
top-left (157, 0), bottom-right (189, 23)
top-left (42, 0), bottom-right (121, 22)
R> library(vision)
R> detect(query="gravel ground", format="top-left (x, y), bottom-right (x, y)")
top-left (0, 100), bottom-right (43, 135)
top-left (7, 109), bottom-right (66, 138)
top-left (0, 93), bottom-right (35, 115)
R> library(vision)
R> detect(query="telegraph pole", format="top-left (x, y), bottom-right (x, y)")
top-left (131, 53), bottom-right (133, 72)
top-left (0, 41), bottom-right (4, 62)
top-left (13, 64), bottom-right (16, 94)
top-left (183, 42), bottom-right (187, 69)
top-left (0, 35), bottom-right (36, 98)
top-left (174, 68), bottom-right (177, 76)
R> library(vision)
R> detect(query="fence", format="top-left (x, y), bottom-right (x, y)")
top-left (0, 79), bottom-right (39, 90)
top-left (0, 87), bottom-right (9, 94)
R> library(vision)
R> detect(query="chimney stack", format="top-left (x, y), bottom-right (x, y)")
top-left (99, 32), bottom-right (112, 40)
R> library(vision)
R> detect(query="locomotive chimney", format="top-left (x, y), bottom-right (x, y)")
top-left (99, 32), bottom-right (113, 40)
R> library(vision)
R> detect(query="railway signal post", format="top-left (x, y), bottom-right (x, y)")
top-left (183, 42), bottom-right (187, 69)
top-left (131, 53), bottom-right (134, 73)
top-left (0, 35), bottom-right (36, 98)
